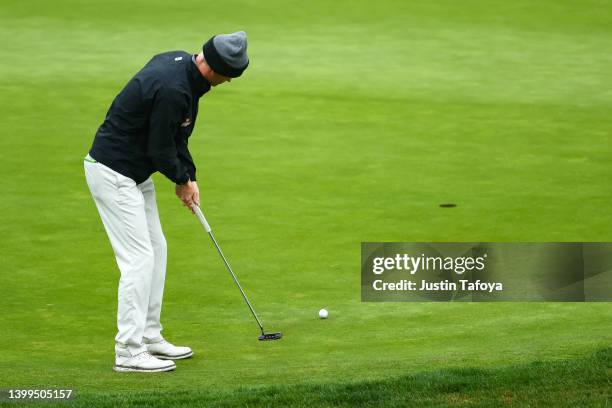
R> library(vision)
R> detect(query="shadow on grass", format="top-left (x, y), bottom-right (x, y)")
top-left (8, 348), bottom-right (611, 407)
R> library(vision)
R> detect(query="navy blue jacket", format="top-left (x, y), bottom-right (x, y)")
top-left (90, 51), bottom-right (211, 184)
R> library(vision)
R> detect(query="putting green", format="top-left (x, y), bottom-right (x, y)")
top-left (1, 0), bottom-right (610, 405)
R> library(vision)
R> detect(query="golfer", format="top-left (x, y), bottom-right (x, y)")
top-left (84, 32), bottom-right (249, 372)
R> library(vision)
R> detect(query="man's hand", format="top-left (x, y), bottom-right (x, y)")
top-left (175, 180), bottom-right (200, 212)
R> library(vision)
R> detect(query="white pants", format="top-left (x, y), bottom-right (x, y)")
top-left (84, 158), bottom-right (167, 355)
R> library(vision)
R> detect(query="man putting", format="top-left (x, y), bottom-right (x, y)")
top-left (84, 32), bottom-right (249, 372)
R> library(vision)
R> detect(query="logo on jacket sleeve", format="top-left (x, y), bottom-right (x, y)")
top-left (180, 118), bottom-right (192, 127)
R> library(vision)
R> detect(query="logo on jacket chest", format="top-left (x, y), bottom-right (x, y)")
top-left (180, 117), bottom-right (192, 127)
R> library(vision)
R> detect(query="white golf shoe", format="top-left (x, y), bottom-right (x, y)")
top-left (113, 351), bottom-right (176, 373)
top-left (144, 338), bottom-right (194, 360)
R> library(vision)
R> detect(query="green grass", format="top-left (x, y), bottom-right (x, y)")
top-left (63, 347), bottom-right (612, 407)
top-left (1, 0), bottom-right (611, 406)
top-left (3, 348), bottom-right (611, 407)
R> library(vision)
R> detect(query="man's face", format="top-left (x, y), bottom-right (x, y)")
top-left (209, 71), bottom-right (232, 86)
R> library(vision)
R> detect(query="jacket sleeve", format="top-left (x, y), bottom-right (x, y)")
top-left (177, 137), bottom-right (197, 181)
top-left (147, 87), bottom-right (191, 184)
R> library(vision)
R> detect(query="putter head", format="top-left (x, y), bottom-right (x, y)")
top-left (259, 332), bottom-right (283, 341)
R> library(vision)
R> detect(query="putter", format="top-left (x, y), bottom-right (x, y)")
top-left (192, 204), bottom-right (283, 341)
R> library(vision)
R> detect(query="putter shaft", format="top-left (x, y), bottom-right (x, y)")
top-left (207, 230), bottom-right (265, 333)
top-left (193, 205), bottom-right (265, 335)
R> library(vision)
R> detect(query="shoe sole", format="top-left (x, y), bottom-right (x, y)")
top-left (150, 350), bottom-right (194, 360)
top-left (113, 364), bottom-right (176, 373)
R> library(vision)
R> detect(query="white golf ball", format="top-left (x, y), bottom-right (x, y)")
top-left (319, 309), bottom-right (328, 319)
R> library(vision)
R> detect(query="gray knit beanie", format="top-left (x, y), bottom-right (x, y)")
top-left (203, 31), bottom-right (249, 78)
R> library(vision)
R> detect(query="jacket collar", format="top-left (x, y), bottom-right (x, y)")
top-left (188, 54), bottom-right (211, 97)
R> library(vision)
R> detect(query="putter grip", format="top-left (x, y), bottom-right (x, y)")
top-left (193, 205), bottom-right (212, 232)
